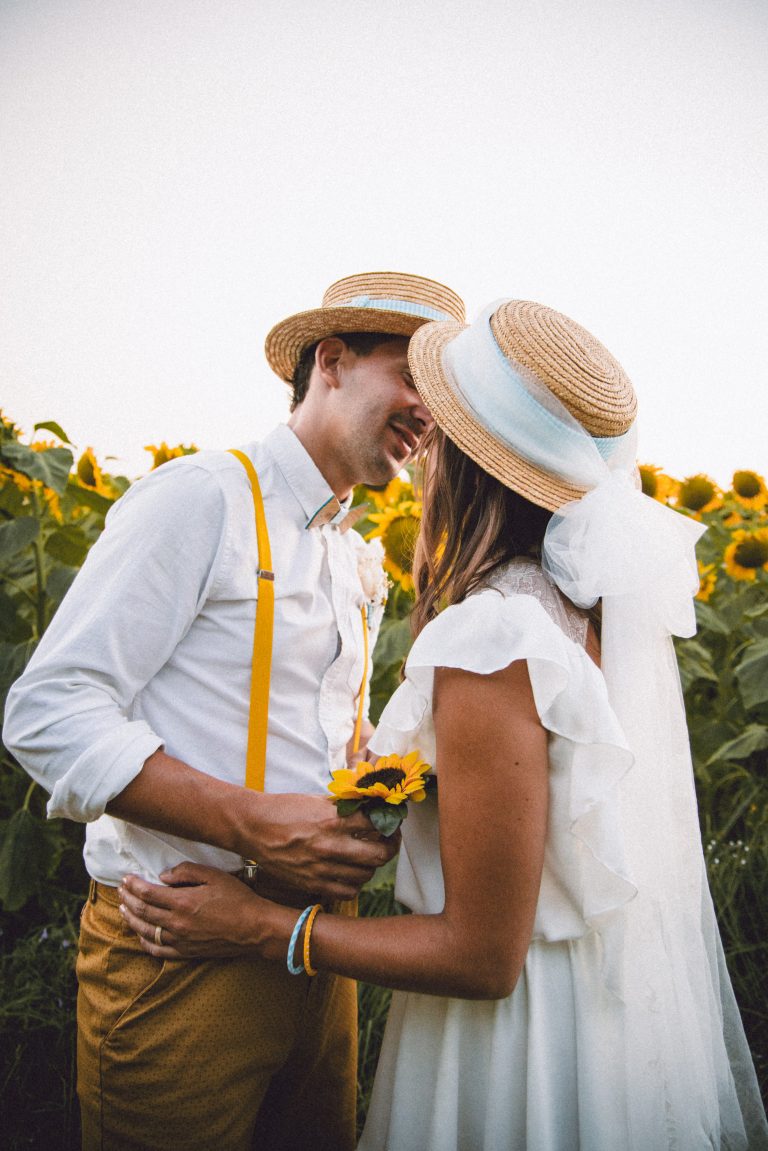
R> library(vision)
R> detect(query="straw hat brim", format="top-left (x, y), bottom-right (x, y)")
top-left (265, 307), bottom-right (428, 384)
top-left (408, 320), bottom-right (592, 513)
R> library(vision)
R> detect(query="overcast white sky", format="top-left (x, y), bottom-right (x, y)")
top-left (1, 0), bottom-right (766, 483)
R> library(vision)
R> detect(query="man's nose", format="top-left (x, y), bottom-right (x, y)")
top-left (410, 395), bottom-right (435, 433)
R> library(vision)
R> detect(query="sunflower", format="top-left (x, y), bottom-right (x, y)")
top-left (0, 462), bottom-right (33, 495)
top-left (366, 499), bottom-right (421, 591)
top-left (0, 411), bottom-right (19, 436)
top-left (329, 751), bottom-right (432, 806)
top-left (696, 562), bottom-right (717, 603)
top-left (676, 474), bottom-right (722, 516)
top-left (40, 485), bottom-right (63, 522)
top-left (638, 464), bottom-right (678, 504)
top-left (76, 446), bottom-right (118, 498)
top-left (145, 442), bottom-right (198, 470)
top-left (723, 529), bottom-right (768, 582)
top-left (77, 447), bottom-right (102, 488)
top-left (731, 470), bottom-right (767, 512)
top-left (363, 474), bottom-right (414, 512)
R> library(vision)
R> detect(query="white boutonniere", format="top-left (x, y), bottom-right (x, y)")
top-left (357, 537), bottom-right (390, 625)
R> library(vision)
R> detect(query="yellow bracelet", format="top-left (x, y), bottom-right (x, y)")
top-left (303, 904), bottom-right (322, 976)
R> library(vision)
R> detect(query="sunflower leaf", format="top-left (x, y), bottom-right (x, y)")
top-left (744, 603), bottom-right (768, 620)
top-left (0, 443), bottom-right (73, 494)
top-left (0, 808), bottom-right (49, 911)
top-left (368, 804), bottom-right (406, 838)
top-left (694, 600), bottom-right (731, 636)
top-left (33, 421), bottom-right (73, 446)
top-left (706, 724), bottom-right (768, 766)
top-left (735, 640), bottom-right (768, 711)
top-left (0, 516), bottom-right (40, 560)
top-left (44, 526), bottom-right (90, 567)
top-left (335, 799), bottom-right (364, 818)
top-left (372, 617), bottom-right (412, 668)
top-left (676, 638), bottom-right (718, 691)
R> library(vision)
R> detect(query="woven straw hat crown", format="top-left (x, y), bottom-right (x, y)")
top-left (265, 271), bottom-right (465, 383)
top-left (408, 299), bottom-right (638, 511)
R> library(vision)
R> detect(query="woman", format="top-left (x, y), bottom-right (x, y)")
top-left (120, 300), bottom-right (767, 1149)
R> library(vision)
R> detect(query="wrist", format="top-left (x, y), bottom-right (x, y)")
top-left (227, 786), bottom-right (269, 861)
top-left (247, 897), bottom-right (296, 962)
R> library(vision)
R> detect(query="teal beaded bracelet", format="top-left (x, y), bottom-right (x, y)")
top-left (287, 905), bottom-right (314, 975)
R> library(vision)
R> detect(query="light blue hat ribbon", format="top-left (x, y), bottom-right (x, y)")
top-left (346, 295), bottom-right (453, 322)
top-left (441, 302), bottom-right (635, 489)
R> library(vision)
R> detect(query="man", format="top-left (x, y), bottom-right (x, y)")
top-left (3, 271), bottom-right (465, 1151)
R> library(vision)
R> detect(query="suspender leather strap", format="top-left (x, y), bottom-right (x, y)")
top-left (229, 449), bottom-right (274, 792)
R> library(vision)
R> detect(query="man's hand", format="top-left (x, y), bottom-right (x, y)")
top-left (238, 793), bottom-right (397, 902)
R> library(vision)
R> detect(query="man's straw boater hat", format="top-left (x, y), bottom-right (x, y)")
top-left (408, 299), bottom-right (638, 512)
top-left (265, 271), bottom-right (466, 383)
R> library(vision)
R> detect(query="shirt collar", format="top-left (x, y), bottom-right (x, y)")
top-left (264, 424), bottom-right (352, 530)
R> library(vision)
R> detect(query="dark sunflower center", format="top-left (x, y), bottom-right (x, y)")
top-left (733, 471), bottom-right (761, 499)
top-left (640, 469), bottom-right (658, 498)
top-left (77, 453), bottom-right (97, 487)
top-left (383, 516), bottom-right (417, 571)
top-left (679, 476), bottom-right (716, 511)
top-left (356, 767), bottom-right (406, 790)
top-left (734, 537), bottom-right (768, 569)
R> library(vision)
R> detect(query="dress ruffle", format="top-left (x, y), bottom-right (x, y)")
top-left (368, 589), bottom-right (637, 944)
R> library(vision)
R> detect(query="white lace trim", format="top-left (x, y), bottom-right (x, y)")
top-left (480, 558), bottom-right (589, 647)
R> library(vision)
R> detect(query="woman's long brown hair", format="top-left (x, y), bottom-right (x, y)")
top-left (411, 427), bottom-right (553, 638)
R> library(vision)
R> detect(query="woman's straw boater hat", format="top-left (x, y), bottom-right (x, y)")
top-left (408, 299), bottom-right (638, 512)
top-left (265, 271), bottom-right (466, 383)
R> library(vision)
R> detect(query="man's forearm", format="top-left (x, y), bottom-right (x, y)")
top-left (105, 748), bottom-right (255, 858)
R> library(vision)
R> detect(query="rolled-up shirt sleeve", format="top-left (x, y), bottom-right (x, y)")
top-left (3, 458), bottom-right (229, 822)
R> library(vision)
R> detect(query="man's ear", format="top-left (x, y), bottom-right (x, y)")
top-left (315, 337), bottom-right (347, 390)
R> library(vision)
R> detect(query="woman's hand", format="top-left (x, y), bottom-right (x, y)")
top-left (118, 863), bottom-right (293, 961)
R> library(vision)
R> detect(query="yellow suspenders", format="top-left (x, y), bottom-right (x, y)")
top-left (229, 450), bottom-right (274, 791)
top-left (228, 450), bottom-right (368, 794)
top-left (351, 604), bottom-right (368, 756)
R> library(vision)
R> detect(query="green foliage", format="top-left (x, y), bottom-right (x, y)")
top-left (0, 909), bottom-right (81, 1149)
top-left (0, 417), bottom-right (126, 916)
top-left (0, 416), bottom-right (130, 1149)
top-left (368, 613), bottom-right (412, 725)
top-left (674, 498), bottom-right (768, 1094)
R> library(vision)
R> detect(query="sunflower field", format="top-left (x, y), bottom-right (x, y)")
top-left (0, 413), bottom-right (766, 1146)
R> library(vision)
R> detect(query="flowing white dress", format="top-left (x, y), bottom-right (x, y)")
top-left (359, 560), bottom-right (767, 1151)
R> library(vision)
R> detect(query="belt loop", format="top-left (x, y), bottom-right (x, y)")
top-left (89, 878), bottom-right (98, 902)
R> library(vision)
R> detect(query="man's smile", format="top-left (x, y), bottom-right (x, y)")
top-left (387, 418), bottom-right (420, 459)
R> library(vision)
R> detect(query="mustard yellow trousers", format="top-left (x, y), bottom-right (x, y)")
top-left (76, 881), bottom-right (357, 1151)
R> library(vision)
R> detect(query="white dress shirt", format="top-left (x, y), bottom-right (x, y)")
top-left (4, 425), bottom-right (383, 884)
